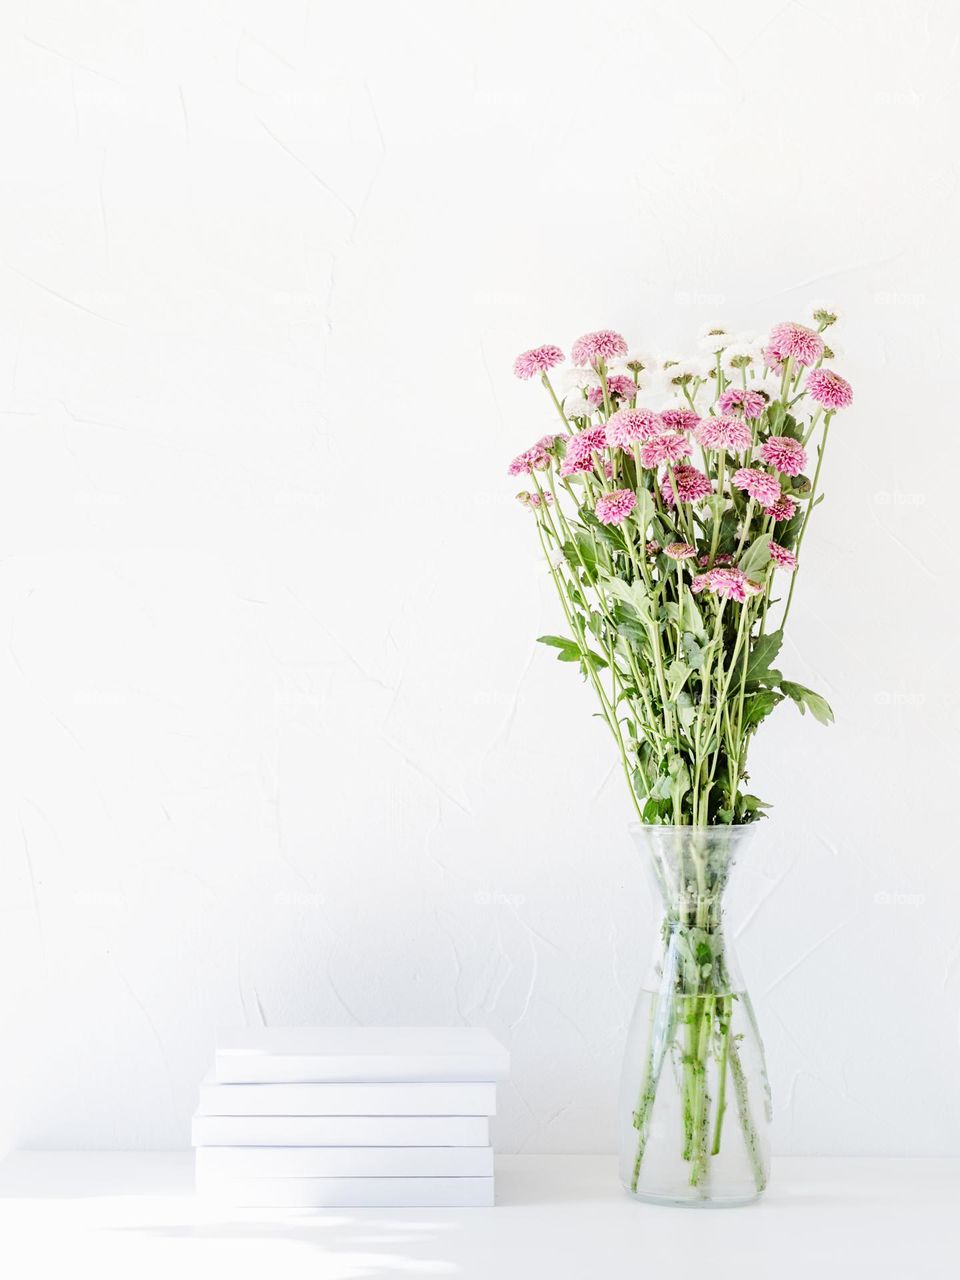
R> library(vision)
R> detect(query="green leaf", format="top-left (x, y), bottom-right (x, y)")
top-left (742, 689), bottom-right (783, 728)
top-left (537, 635), bottom-right (581, 662)
top-left (667, 659), bottom-right (691, 700)
top-left (765, 402), bottom-right (785, 433)
top-left (745, 629), bottom-right (783, 683)
top-left (613, 605), bottom-right (648, 648)
top-left (738, 533), bottom-right (772, 577)
top-left (780, 680), bottom-right (835, 725)
top-left (632, 488), bottom-right (655, 536)
top-left (602, 575), bottom-right (653, 624)
top-left (682, 632), bottom-right (705, 670)
top-left (681, 588), bottom-right (707, 640)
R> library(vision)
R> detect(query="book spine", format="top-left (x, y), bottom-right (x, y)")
top-left (214, 1052), bottom-right (508, 1085)
top-left (197, 1081), bottom-right (497, 1117)
top-left (196, 1145), bottom-right (494, 1179)
top-left (196, 1174), bottom-right (495, 1208)
top-left (192, 1115), bottom-right (490, 1147)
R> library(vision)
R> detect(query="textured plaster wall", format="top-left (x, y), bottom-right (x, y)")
top-left (1, 0), bottom-right (957, 1154)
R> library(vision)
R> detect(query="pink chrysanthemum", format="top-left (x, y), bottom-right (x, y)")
top-left (717, 387), bottom-right (767, 420)
top-left (660, 465), bottom-right (712, 506)
top-left (559, 426), bottom-right (608, 476)
top-left (639, 431), bottom-right (691, 468)
top-left (646, 540), bottom-right (661, 556)
top-left (515, 490), bottom-right (554, 509)
top-left (664, 542), bottom-right (696, 561)
top-left (806, 367), bottom-right (853, 410)
top-left (659, 408), bottom-right (700, 433)
top-left (690, 573), bottom-right (711, 594)
top-left (760, 435), bottom-right (807, 476)
top-left (694, 414), bottom-right (753, 454)
top-left (588, 376), bottom-right (635, 406)
top-left (605, 407), bottom-right (663, 448)
top-left (763, 344), bottom-right (784, 373)
top-left (608, 374), bottom-right (637, 399)
top-left (768, 321), bottom-right (825, 368)
top-left (764, 494), bottom-right (798, 522)
top-left (769, 541), bottom-right (797, 570)
top-left (709, 568), bottom-right (751, 602)
top-left (571, 329), bottom-right (629, 367)
top-left (513, 345), bottom-right (564, 380)
top-left (697, 553), bottom-right (734, 568)
top-left (732, 467), bottom-right (781, 508)
top-left (595, 488), bottom-right (637, 526)
top-left (507, 434), bottom-right (560, 476)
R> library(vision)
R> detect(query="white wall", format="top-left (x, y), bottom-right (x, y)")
top-left (0, 0), bottom-right (956, 1156)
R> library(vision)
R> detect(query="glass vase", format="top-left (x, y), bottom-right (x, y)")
top-left (618, 824), bottom-right (771, 1206)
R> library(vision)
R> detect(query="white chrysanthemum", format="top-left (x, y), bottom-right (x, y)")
top-left (819, 337), bottom-right (844, 361)
top-left (562, 391), bottom-right (594, 419)
top-left (753, 370), bottom-right (783, 402)
top-left (721, 341), bottom-right (763, 374)
top-left (660, 355), bottom-right (713, 386)
top-left (611, 350), bottom-right (658, 376)
top-left (697, 327), bottom-right (731, 355)
top-left (553, 365), bottom-right (601, 394)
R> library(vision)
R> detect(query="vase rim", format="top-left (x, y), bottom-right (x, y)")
top-left (627, 822), bottom-right (758, 833)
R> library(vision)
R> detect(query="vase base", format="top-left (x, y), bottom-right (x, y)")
top-left (621, 1183), bottom-right (764, 1209)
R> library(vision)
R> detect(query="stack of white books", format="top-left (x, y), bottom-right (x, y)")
top-left (194, 1026), bottom-right (509, 1207)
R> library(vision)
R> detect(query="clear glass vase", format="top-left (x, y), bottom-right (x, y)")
top-left (618, 824), bottom-right (772, 1206)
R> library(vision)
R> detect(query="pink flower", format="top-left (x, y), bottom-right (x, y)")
top-left (760, 435), bottom-right (807, 476)
top-left (769, 541), bottom-right (797, 570)
top-left (607, 374), bottom-right (637, 399)
top-left (697, 553), bottom-right (734, 568)
top-left (639, 431), bottom-right (691, 468)
top-left (507, 434), bottom-right (560, 476)
top-left (709, 568), bottom-right (751, 602)
top-left (559, 426), bottom-right (607, 476)
top-left (664, 542), bottom-right (696, 561)
top-left (515, 490), bottom-right (554, 509)
top-left (595, 488), bottom-right (637, 525)
top-left (513, 345), bottom-right (564, 380)
top-left (806, 367), bottom-right (853, 410)
top-left (605, 407), bottom-right (663, 448)
top-left (660, 465), bottom-right (712, 506)
top-left (732, 467), bottom-right (781, 507)
top-left (571, 330), bottom-right (629, 367)
top-left (693, 568), bottom-right (764, 603)
top-left (695, 414), bottom-right (753, 454)
top-left (646, 540), bottom-right (661, 556)
top-left (764, 494), bottom-right (798, 522)
top-left (660, 408), bottom-right (700, 433)
top-left (767, 321), bottom-right (824, 368)
top-left (717, 387), bottom-right (767, 419)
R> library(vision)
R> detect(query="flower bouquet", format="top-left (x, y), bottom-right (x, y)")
top-left (509, 313), bottom-right (851, 1205)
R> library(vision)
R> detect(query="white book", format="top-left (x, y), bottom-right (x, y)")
top-left (197, 1074), bottom-right (497, 1116)
top-left (215, 1026), bottom-right (509, 1084)
top-left (196, 1174), bottom-right (495, 1208)
top-left (192, 1114), bottom-right (490, 1147)
top-left (196, 1145), bottom-right (494, 1179)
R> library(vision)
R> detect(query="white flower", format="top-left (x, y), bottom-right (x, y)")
top-left (611, 350), bottom-right (658, 375)
top-left (660, 355), bottom-right (713, 386)
top-left (562, 390), bottom-right (594, 419)
top-left (553, 366), bottom-right (601, 394)
top-left (721, 341), bottom-right (763, 374)
top-left (697, 327), bottom-right (731, 355)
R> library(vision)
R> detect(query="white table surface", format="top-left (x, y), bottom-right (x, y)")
top-left (1, 1152), bottom-right (957, 1279)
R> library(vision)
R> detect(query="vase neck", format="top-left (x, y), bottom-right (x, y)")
top-left (629, 825), bottom-right (753, 931)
